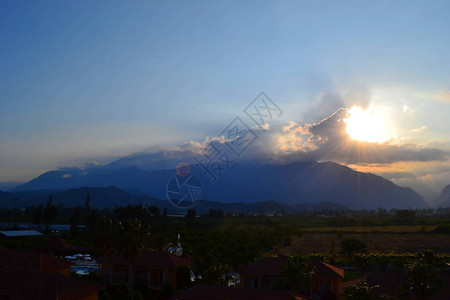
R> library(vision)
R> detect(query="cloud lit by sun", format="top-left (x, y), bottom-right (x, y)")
top-left (344, 105), bottom-right (395, 143)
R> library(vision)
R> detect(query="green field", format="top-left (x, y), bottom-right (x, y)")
top-left (302, 225), bottom-right (437, 233)
top-left (281, 232), bottom-right (450, 255)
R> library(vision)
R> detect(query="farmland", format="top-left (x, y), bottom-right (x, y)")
top-left (280, 231), bottom-right (450, 255)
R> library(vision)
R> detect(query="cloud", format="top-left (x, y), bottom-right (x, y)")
top-left (148, 106), bottom-right (448, 167)
top-left (347, 161), bottom-right (450, 201)
top-left (105, 101), bottom-right (449, 177)
top-left (409, 126), bottom-right (427, 134)
top-left (76, 101), bottom-right (447, 201)
top-left (44, 105), bottom-right (446, 199)
top-left (268, 108), bottom-right (449, 165)
top-left (302, 87), bottom-right (370, 123)
top-left (403, 104), bottom-right (415, 114)
top-left (435, 90), bottom-right (450, 103)
top-left (378, 171), bottom-right (417, 180)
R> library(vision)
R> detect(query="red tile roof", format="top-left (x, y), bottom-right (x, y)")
top-left (102, 251), bottom-right (192, 269)
top-left (309, 259), bottom-right (344, 279)
top-left (0, 249), bottom-right (72, 272)
top-left (240, 255), bottom-right (288, 277)
top-left (37, 238), bottom-right (85, 253)
top-left (169, 285), bottom-right (306, 300)
top-left (42, 253), bottom-right (73, 272)
top-left (0, 268), bottom-right (104, 300)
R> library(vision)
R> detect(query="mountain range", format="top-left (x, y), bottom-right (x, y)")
top-left (2, 153), bottom-right (431, 209)
top-left (0, 186), bottom-right (348, 214)
top-left (435, 184), bottom-right (450, 207)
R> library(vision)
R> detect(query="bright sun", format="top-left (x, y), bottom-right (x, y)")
top-left (344, 106), bottom-right (393, 143)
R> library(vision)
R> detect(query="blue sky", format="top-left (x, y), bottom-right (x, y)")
top-left (1, 0), bottom-right (449, 196)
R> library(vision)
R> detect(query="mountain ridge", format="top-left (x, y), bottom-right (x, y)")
top-left (435, 184), bottom-right (450, 207)
top-left (0, 186), bottom-right (348, 213)
top-left (12, 159), bottom-right (427, 209)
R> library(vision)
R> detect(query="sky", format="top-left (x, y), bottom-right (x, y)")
top-left (1, 0), bottom-right (449, 199)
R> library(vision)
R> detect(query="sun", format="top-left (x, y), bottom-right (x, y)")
top-left (344, 105), bottom-right (393, 143)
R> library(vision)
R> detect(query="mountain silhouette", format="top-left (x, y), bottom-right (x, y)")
top-left (435, 184), bottom-right (450, 207)
top-left (0, 186), bottom-right (349, 213)
top-left (13, 158), bottom-right (427, 209)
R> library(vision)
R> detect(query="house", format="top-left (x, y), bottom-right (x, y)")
top-left (37, 237), bottom-right (91, 257)
top-left (101, 251), bottom-right (192, 291)
top-left (0, 248), bottom-right (104, 299)
top-left (0, 267), bottom-right (104, 300)
top-left (240, 255), bottom-right (286, 290)
top-left (169, 284), bottom-right (306, 300)
top-left (309, 259), bottom-right (345, 298)
top-left (0, 249), bottom-right (72, 275)
top-left (240, 255), bottom-right (344, 299)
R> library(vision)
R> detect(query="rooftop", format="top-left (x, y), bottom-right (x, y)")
top-left (0, 230), bottom-right (42, 237)
top-left (0, 249), bottom-right (72, 272)
top-left (37, 237), bottom-right (89, 253)
top-left (102, 250), bottom-right (193, 269)
top-left (0, 268), bottom-right (104, 300)
top-left (169, 285), bottom-right (305, 300)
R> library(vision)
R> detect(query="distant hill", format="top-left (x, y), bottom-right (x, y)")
top-left (196, 161), bottom-right (427, 209)
top-left (0, 190), bottom-right (55, 208)
top-left (13, 159), bottom-right (427, 209)
top-left (1, 186), bottom-right (167, 210)
top-left (289, 201), bottom-right (348, 212)
top-left (196, 200), bottom-right (347, 214)
top-left (0, 181), bottom-right (24, 191)
top-left (435, 184), bottom-right (450, 207)
top-left (1, 186), bottom-right (346, 214)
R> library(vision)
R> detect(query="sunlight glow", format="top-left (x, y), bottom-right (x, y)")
top-left (345, 106), bottom-right (393, 143)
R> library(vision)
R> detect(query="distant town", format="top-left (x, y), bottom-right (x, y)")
top-left (1, 192), bottom-right (449, 299)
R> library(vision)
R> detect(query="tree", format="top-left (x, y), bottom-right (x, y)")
top-left (10, 198), bottom-right (18, 227)
top-left (395, 209), bottom-right (416, 224)
top-left (70, 206), bottom-right (82, 231)
top-left (274, 255), bottom-right (314, 294)
top-left (185, 209), bottom-right (196, 224)
top-left (148, 206), bottom-right (160, 227)
top-left (149, 232), bottom-right (168, 251)
top-left (93, 216), bottom-right (118, 257)
top-left (343, 281), bottom-right (378, 300)
top-left (352, 252), bottom-right (371, 272)
top-left (98, 291), bottom-right (112, 300)
top-left (208, 209), bottom-right (224, 218)
top-left (403, 250), bottom-right (443, 300)
top-left (176, 265), bottom-right (191, 289)
top-left (148, 206), bottom-right (160, 218)
top-left (340, 238), bottom-right (367, 257)
top-left (199, 260), bottom-right (231, 286)
top-left (44, 195), bottom-right (58, 231)
top-left (87, 208), bottom-right (102, 231)
top-left (94, 216), bottom-right (150, 290)
top-left (117, 218), bottom-right (151, 290)
top-left (157, 282), bottom-right (173, 300)
top-left (112, 281), bottom-right (133, 300)
top-left (84, 193), bottom-right (91, 222)
top-left (117, 218), bottom-right (150, 258)
top-left (32, 205), bottom-right (44, 228)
